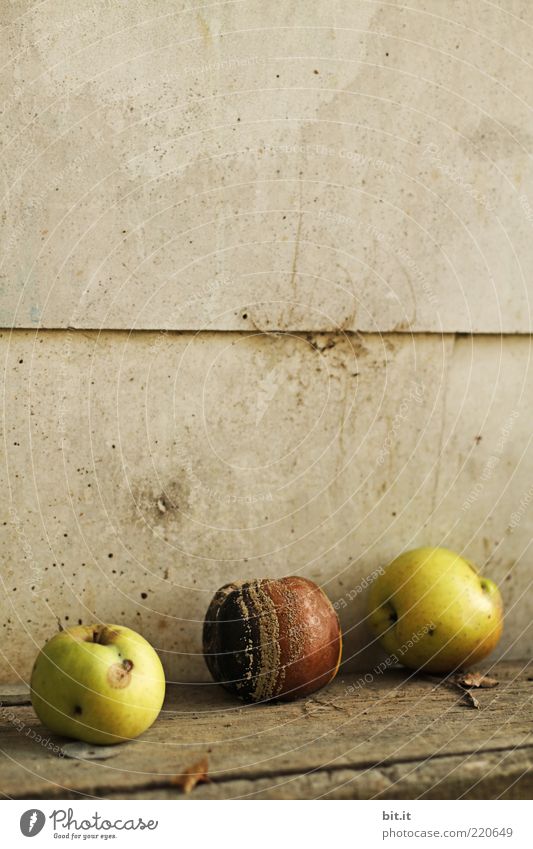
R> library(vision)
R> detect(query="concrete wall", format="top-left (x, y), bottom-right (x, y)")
top-left (1, 1), bottom-right (532, 682)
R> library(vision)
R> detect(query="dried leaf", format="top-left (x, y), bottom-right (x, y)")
top-left (171, 756), bottom-right (210, 793)
top-left (460, 690), bottom-right (481, 710)
top-left (454, 672), bottom-right (498, 689)
top-left (60, 742), bottom-right (123, 760)
top-left (422, 672), bottom-right (486, 709)
top-left (0, 684), bottom-right (31, 706)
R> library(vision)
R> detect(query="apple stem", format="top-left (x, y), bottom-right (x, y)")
top-left (93, 627), bottom-right (109, 644)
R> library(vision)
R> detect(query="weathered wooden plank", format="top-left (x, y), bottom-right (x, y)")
top-left (0, 663), bottom-right (531, 799)
top-left (1, 2), bottom-right (533, 331)
top-left (108, 747), bottom-right (533, 800)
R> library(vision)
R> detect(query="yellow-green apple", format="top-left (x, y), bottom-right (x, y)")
top-left (30, 624), bottom-right (166, 744)
top-left (367, 547), bottom-right (503, 673)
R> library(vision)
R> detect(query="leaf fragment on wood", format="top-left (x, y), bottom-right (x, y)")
top-left (460, 690), bottom-right (481, 710)
top-left (171, 756), bottom-right (210, 793)
top-left (421, 672), bottom-right (488, 708)
top-left (453, 672), bottom-right (498, 689)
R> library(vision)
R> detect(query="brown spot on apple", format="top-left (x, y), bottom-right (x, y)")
top-left (107, 659), bottom-right (134, 688)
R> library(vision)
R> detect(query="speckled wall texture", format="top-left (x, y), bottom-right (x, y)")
top-left (1, 1), bottom-right (532, 682)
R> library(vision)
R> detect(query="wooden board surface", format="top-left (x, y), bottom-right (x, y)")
top-left (1, 661), bottom-right (531, 799)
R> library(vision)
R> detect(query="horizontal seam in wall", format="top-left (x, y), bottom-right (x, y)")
top-left (0, 328), bottom-right (531, 339)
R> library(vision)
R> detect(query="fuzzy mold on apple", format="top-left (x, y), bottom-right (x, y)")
top-left (203, 576), bottom-right (342, 702)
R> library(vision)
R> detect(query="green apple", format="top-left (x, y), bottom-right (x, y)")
top-left (30, 624), bottom-right (166, 744)
top-left (367, 547), bottom-right (503, 673)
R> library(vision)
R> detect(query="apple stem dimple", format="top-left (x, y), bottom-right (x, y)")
top-left (382, 601), bottom-right (398, 624)
top-left (91, 626), bottom-right (118, 645)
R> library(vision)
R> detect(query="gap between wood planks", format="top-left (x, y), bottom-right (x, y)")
top-left (8, 742), bottom-right (533, 800)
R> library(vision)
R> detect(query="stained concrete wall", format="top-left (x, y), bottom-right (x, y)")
top-left (1, 1), bottom-right (532, 682)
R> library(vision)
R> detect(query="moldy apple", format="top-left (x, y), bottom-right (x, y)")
top-left (203, 576), bottom-right (342, 702)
